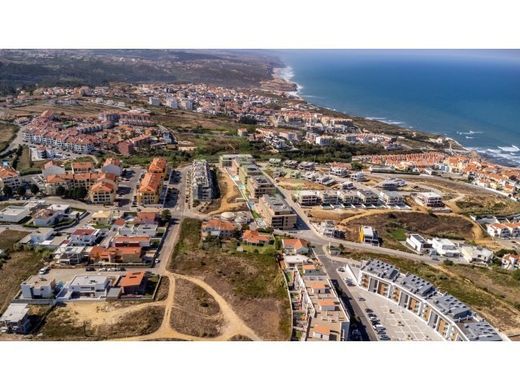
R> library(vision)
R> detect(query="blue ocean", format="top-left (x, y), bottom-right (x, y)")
top-left (276, 50), bottom-right (520, 166)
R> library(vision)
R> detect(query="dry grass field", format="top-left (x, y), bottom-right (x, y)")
top-left (168, 218), bottom-right (291, 340)
top-left (170, 278), bottom-right (224, 337)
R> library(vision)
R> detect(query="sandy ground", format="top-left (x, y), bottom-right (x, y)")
top-left (209, 168), bottom-right (247, 215)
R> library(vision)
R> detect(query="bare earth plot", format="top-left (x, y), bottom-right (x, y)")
top-left (208, 168), bottom-right (247, 215)
top-left (170, 278), bottom-right (224, 337)
top-left (37, 302), bottom-right (164, 341)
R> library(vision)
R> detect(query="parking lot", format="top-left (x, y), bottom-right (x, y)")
top-left (337, 267), bottom-right (442, 341)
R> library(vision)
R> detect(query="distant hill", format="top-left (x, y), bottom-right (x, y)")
top-left (0, 49), bottom-right (283, 95)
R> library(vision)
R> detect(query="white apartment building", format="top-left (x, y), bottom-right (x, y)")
top-left (359, 260), bottom-right (502, 341)
top-left (430, 238), bottom-right (460, 257)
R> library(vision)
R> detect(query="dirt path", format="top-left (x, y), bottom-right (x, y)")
top-left (112, 272), bottom-right (260, 341)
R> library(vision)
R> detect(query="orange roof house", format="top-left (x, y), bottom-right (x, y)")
top-left (118, 271), bottom-right (148, 294)
top-left (242, 230), bottom-right (273, 246)
top-left (148, 157), bottom-right (168, 176)
top-left (281, 238), bottom-right (309, 254)
top-left (89, 246), bottom-right (142, 264)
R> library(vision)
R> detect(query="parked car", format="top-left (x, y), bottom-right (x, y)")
top-left (38, 266), bottom-right (50, 275)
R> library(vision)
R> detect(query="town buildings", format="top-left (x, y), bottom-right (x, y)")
top-left (292, 262), bottom-right (350, 341)
top-left (137, 158), bottom-right (168, 205)
top-left (257, 194), bottom-right (297, 230)
top-left (191, 159), bottom-right (215, 202)
top-left (0, 166), bottom-right (22, 190)
top-left (359, 260), bottom-right (502, 341)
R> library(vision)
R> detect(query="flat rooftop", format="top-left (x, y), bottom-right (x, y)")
top-left (0, 206), bottom-right (28, 216)
top-left (361, 260), bottom-right (399, 281)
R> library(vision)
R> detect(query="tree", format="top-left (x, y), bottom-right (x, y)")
top-left (2, 185), bottom-right (13, 198)
top-left (76, 187), bottom-right (87, 199)
top-left (161, 209), bottom-right (172, 222)
top-left (30, 183), bottom-right (40, 195)
top-left (17, 186), bottom-right (26, 197)
top-left (56, 185), bottom-right (66, 197)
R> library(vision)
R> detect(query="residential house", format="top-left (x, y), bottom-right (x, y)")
top-left (68, 275), bottom-right (110, 298)
top-left (20, 276), bottom-right (56, 299)
top-left (281, 238), bottom-right (309, 255)
top-left (201, 218), bottom-right (238, 239)
top-left (0, 303), bottom-right (31, 334)
top-left (69, 228), bottom-right (102, 246)
top-left (242, 230), bottom-right (273, 246)
top-left (359, 226), bottom-right (380, 246)
top-left (0, 166), bottom-right (22, 190)
top-left (118, 271), bottom-right (148, 295)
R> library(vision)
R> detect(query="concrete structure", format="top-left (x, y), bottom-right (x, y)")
top-left (281, 238), bottom-right (309, 255)
top-left (416, 191), bottom-right (444, 208)
top-left (430, 238), bottom-right (460, 257)
top-left (257, 194), bottom-right (297, 230)
top-left (20, 276), bottom-right (56, 299)
top-left (379, 190), bottom-right (404, 206)
top-left (486, 222), bottom-right (520, 239)
top-left (101, 158), bottom-right (123, 177)
top-left (406, 234), bottom-right (432, 254)
top-left (0, 205), bottom-right (31, 223)
top-left (0, 303), bottom-right (31, 334)
top-left (296, 190), bottom-right (321, 207)
top-left (191, 159), bottom-right (215, 202)
top-left (246, 174), bottom-right (276, 199)
top-left (359, 260), bottom-right (502, 341)
top-left (33, 208), bottom-right (64, 227)
top-left (238, 163), bottom-right (262, 185)
top-left (359, 226), bottom-right (380, 246)
top-left (219, 154), bottom-right (254, 169)
top-left (68, 275), bottom-right (110, 298)
top-left (460, 245), bottom-right (493, 264)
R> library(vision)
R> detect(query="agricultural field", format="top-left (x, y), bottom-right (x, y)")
top-left (168, 218), bottom-right (291, 340)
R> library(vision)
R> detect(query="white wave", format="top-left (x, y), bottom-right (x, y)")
top-left (469, 146), bottom-right (520, 167)
top-left (457, 130), bottom-right (483, 135)
top-left (498, 145), bottom-right (520, 152)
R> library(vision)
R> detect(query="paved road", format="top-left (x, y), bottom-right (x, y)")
top-left (312, 246), bottom-right (378, 341)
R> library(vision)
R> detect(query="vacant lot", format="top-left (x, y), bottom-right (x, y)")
top-left (0, 230), bottom-right (45, 314)
top-left (0, 122), bottom-right (18, 153)
top-left (209, 169), bottom-right (247, 215)
top-left (38, 303), bottom-right (164, 340)
top-left (277, 178), bottom-right (326, 191)
top-left (170, 278), bottom-right (224, 337)
top-left (168, 218), bottom-right (291, 340)
top-left (455, 195), bottom-right (520, 216)
top-left (348, 250), bottom-right (520, 334)
top-left (340, 211), bottom-right (477, 250)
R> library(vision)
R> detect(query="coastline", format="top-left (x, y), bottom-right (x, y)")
top-left (271, 65), bottom-right (520, 168)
